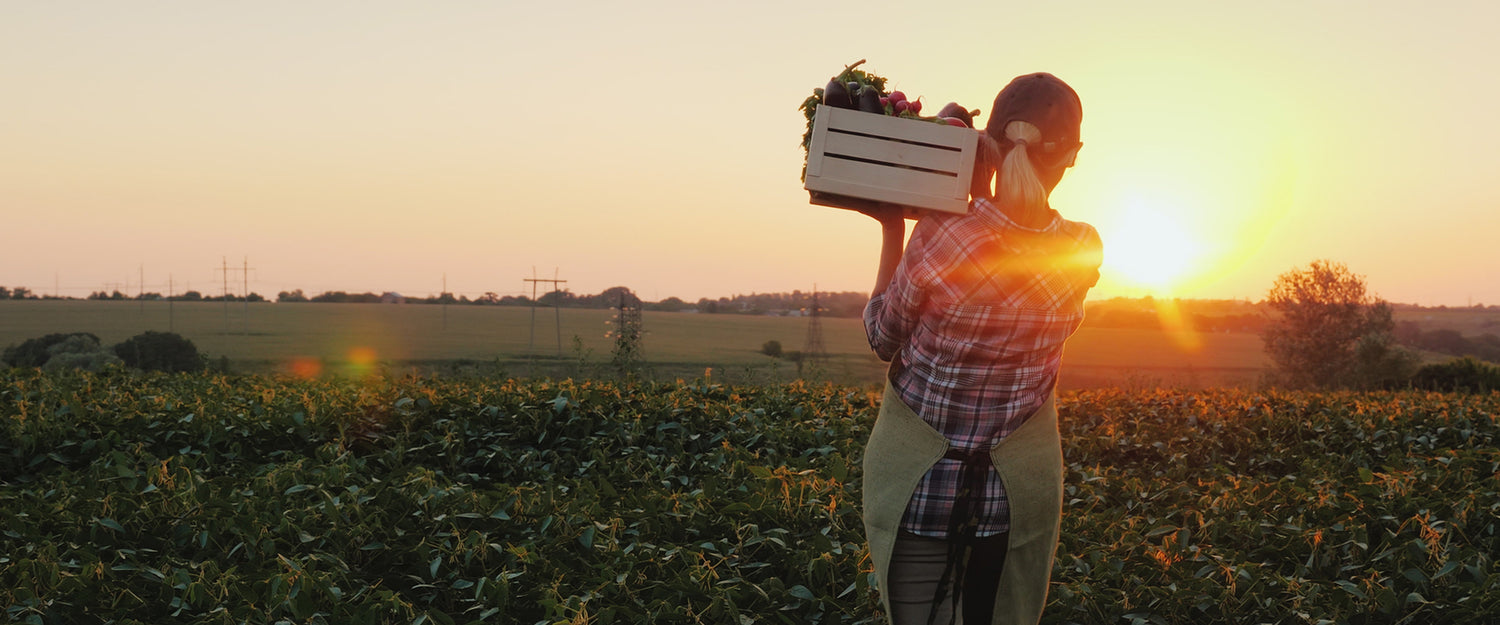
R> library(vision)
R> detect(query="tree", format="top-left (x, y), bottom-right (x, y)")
top-left (1262, 260), bottom-right (1415, 389)
top-left (114, 331), bottom-right (204, 372)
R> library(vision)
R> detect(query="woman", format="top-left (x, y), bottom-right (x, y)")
top-left (859, 73), bottom-right (1102, 625)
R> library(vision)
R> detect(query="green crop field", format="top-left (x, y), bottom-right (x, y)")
top-left (0, 301), bottom-right (1268, 389)
top-left (3, 369), bottom-right (1497, 624)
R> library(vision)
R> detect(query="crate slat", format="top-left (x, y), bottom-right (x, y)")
top-left (812, 158), bottom-right (964, 212)
top-left (821, 131), bottom-right (967, 173)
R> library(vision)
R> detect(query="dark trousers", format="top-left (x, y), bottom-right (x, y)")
top-left (886, 530), bottom-right (1008, 624)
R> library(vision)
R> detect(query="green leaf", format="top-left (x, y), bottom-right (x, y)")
top-left (1335, 580), bottom-right (1367, 600)
top-left (578, 526), bottom-right (595, 550)
top-left (1402, 568), bottom-right (1425, 585)
top-left (788, 585), bottom-right (815, 600)
top-left (97, 518), bottom-right (125, 533)
top-left (1433, 559), bottom-right (1462, 580)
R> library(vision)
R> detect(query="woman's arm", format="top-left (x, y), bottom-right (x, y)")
top-left (860, 206), bottom-right (915, 362)
top-left (863, 207), bottom-right (906, 298)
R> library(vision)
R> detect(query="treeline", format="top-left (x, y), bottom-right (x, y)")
top-left (686, 291), bottom-right (869, 317)
top-left (1082, 308), bottom-right (1268, 333)
top-left (0, 287), bottom-right (41, 300)
top-left (85, 290), bottom-right (268, 302)
top-left (272, 287), bottom-right (872, 317)
top-left (1396, 322), bottom-right (1500, 363)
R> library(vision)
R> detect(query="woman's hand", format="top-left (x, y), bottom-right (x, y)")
top-left (856, 204), bottom-right (906, 228)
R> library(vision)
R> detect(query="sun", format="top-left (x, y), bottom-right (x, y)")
top-left (1098, 198), bottom-right (1204, 294)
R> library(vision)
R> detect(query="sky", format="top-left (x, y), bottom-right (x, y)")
top-left (4, 1), bottom-right (1499, 306)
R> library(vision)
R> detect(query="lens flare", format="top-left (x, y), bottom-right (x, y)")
top-left (289, 357), bottom-right (323, 379)
top-left (348, 347), bottom-right (378, 376)
top-left (1152, 298), bottom-right (1203, 353)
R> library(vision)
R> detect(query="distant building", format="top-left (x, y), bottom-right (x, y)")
top-left (381, 292), bottom-right (405, 304)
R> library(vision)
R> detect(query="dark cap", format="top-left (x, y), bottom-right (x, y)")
top-left (985, 73), bottom-right (1082, 149)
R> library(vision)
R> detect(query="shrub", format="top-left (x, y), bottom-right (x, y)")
top-left (113, 331), bottom-right (204, 372)
top-left (1343, 329), bottom-right (1420, 390)
top-left (761, 340), bottom-right (784, 358)
top-left (42, 334), bottom-right (122, 372)
top-left (1411, 357), bottom-right (1500, 392)
top-left (2, 332), bottom-right (103, 368)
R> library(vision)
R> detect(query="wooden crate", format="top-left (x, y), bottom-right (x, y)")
top-left (804, 106), bottom-right (978, 216)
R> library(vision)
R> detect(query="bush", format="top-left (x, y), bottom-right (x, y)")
top-left (761, 340), bottom-right (784, 358)
top-left (1411, 357), bottom-right (1500, 393)
top-left (42, 334), bottom-right (122, 372)
top-left (2, 332), bottom-right (103, 368)
top-left (113, 331), bottom-right (204, 372)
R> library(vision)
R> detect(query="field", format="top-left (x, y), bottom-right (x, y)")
top-left (0, 301), bottom-right (1268, 389)
top-left (3, 369), bottom-right (1497, 624)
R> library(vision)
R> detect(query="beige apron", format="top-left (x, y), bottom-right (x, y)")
top-left (862, 383), bottom-right (1064, 625)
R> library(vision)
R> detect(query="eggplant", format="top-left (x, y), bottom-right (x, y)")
top-left (822, 79), bottom-right (854, 109)
top-left (858, 85), bottom-right (885, 114)
top-left (936, 102), bottom-right (975, 128)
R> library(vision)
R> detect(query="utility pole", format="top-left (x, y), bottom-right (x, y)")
top-left (443, 273), bottom-right (448, 331)
top-left (169, 274), bottom-right (175, 333)
top-left (218, 257), bottom-right (231, 333)
top-left (523, 268), bottom-right (568, 374)
top-left (242, 257), bottom-right (252, 335)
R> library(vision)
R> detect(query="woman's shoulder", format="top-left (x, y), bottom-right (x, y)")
top-left (1054, 215), bottom-right (1101, 248)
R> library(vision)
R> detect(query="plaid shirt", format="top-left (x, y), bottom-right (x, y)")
top-left (865, 197), bottom-right (1101, 538)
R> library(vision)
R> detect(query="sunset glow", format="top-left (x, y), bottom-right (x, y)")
top-left (1096, 197), bottom-right (1206, 295)
top-left (4, 3), bottom-right (1500, 306)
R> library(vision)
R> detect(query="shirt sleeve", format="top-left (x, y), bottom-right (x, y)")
top-left (864, 221), bottom-right (935, 362)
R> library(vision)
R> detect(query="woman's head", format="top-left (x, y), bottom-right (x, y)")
top-left (976, 73), bottom-right (1083, 217)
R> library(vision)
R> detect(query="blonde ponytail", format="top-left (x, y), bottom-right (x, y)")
top-left (997, 120), bottom-right (1048, 219)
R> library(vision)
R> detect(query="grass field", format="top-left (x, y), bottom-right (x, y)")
top-left (0, 300), bottom-right (1269, 388)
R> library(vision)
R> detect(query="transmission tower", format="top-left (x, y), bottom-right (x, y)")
top-left (802, 286), bottom-right (828, 373)
top-left (607, 289), bottom-right (645, 376)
